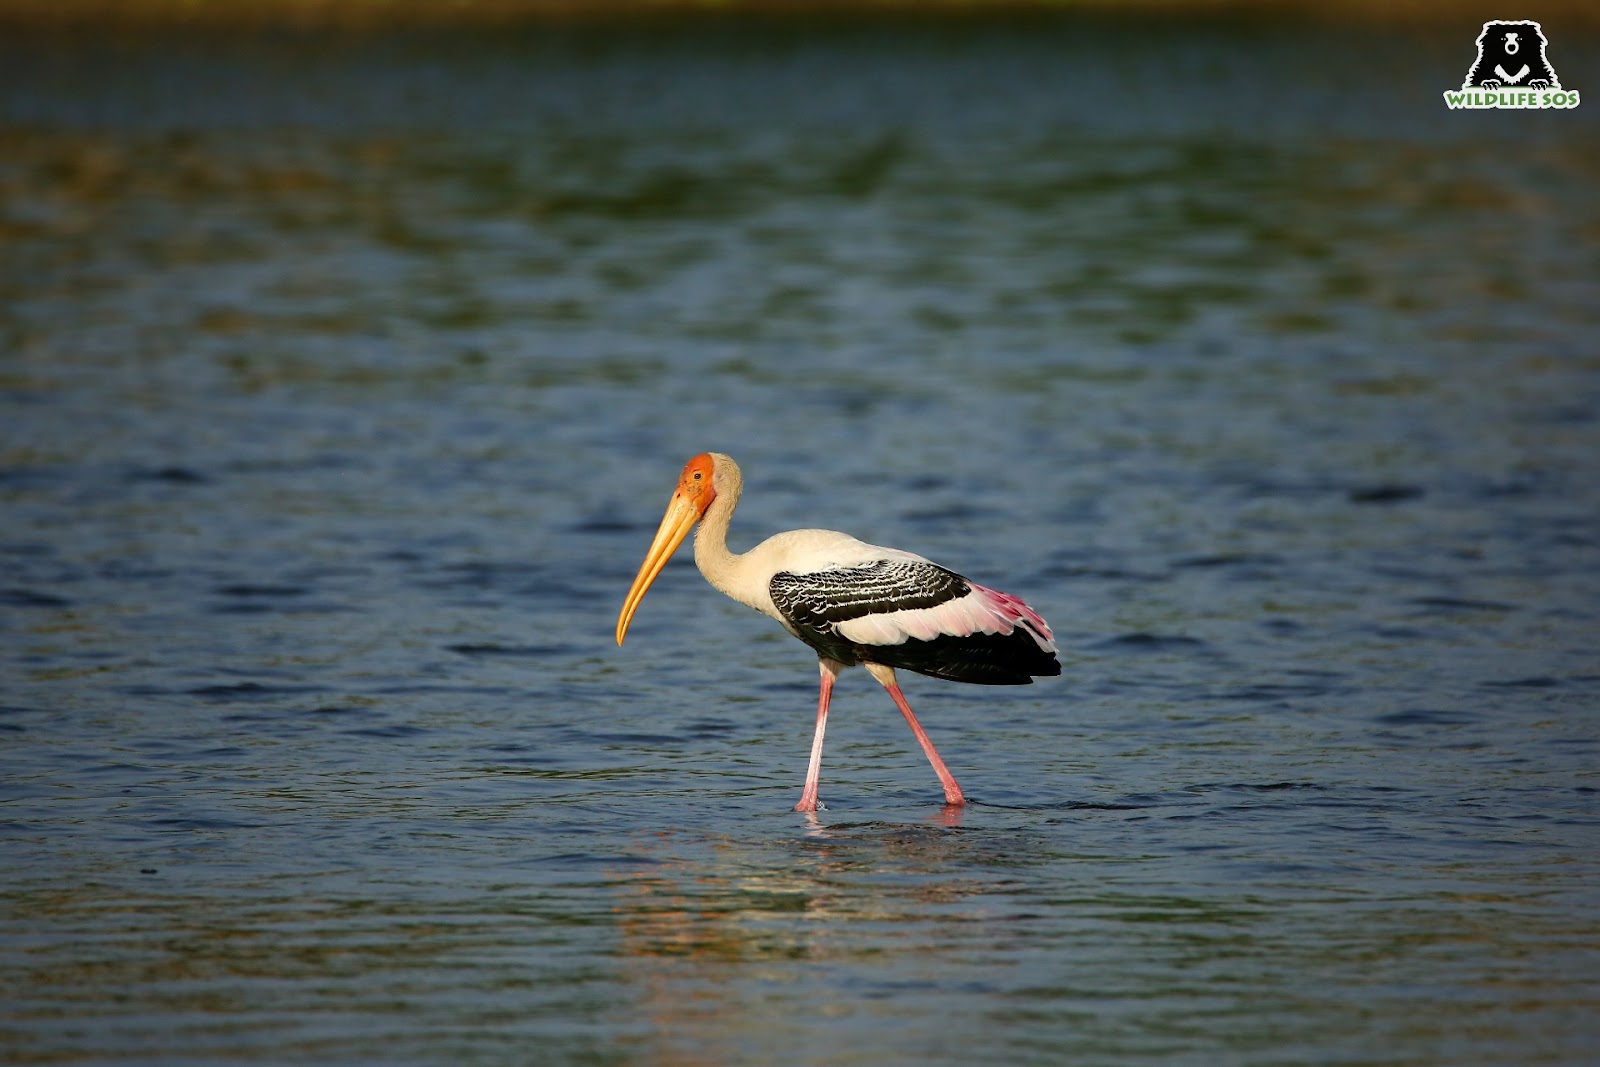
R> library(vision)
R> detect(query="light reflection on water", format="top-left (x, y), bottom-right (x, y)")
top-left (2, 13), bottom-right (1599, 1066)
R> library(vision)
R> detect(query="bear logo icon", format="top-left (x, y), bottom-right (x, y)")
top-left (1462, 20), bottom-right (1561, 90)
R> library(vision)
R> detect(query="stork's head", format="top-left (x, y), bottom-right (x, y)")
top-left (615, 453), bottom-right (721, 646)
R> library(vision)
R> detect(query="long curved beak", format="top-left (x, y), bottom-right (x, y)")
top-left (616, 490), bottom-right (701, 646)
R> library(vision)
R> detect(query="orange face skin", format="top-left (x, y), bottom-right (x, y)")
top-left (677, 453), bottom-right (718, 514)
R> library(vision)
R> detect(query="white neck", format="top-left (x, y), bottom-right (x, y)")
top-left (693, 452), bottom-right (758, 608)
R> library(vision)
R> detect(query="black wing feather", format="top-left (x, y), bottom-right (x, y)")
top-left (769, 559), bottom-right (1058, 685)
top-left (770, 558), bottom-right (968, 629)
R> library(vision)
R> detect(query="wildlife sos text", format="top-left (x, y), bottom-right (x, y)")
top-left (1443, 88), bottom-right (1579, 109)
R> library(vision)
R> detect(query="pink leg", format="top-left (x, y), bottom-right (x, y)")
top-left (865, 663), bottom-right (965, 806)
top-left (794, 659), bottom-right (844, 812)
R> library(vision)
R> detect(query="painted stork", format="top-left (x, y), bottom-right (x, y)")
top-left (615, 452), bottom-right (1060, 812)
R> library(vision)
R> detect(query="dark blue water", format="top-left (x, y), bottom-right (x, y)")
top-left (2, 14), bottom-right (1598, 1065)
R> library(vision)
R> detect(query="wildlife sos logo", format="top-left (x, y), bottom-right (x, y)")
top-left (1444, 20), bottom-right (1579, 109)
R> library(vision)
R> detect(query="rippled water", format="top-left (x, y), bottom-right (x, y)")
top-left (2, 14), bottom-right (1598, 1065)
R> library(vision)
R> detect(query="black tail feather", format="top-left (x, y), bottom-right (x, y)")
top-left (860, 628), bottom-right (1061, 685)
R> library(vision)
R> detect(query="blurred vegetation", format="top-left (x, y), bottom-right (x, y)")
top-left (2, 0), bottom-right (1597, 27)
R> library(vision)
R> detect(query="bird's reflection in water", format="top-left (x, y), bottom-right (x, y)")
top-left (607, 812), bottom-right (1001, 1060)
